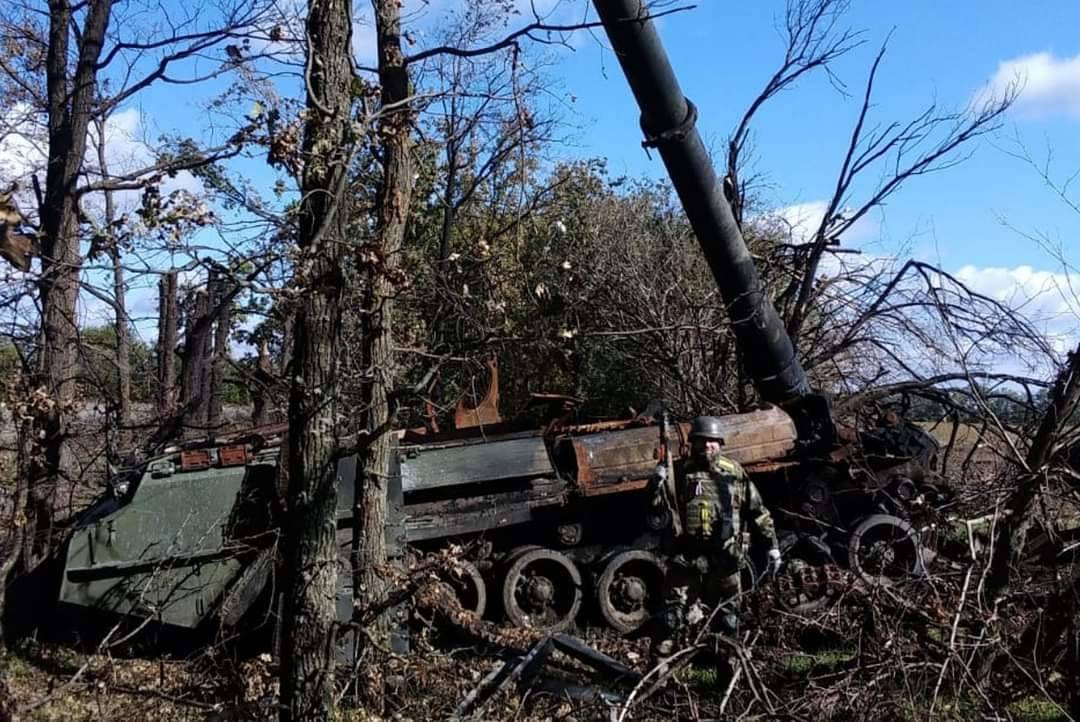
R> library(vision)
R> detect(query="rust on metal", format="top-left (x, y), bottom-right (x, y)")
top-left (554, 417), bottom-right (653, 435)
top-left (180, 448), bottom-right (212, 471)
top-left (219, 445), bottom-right (248, 467)
top-left (565, 406), bottom-right (797, 493)
top-left (454, 358), bottom-right (503, 429)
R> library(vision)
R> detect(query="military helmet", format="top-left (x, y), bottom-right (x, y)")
top-left (689, 415), bottom-right (725, 443)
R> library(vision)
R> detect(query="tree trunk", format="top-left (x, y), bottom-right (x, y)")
top-left (353, 0), bottom-right (415, 660)
top-left (32, 0), bottom-right (114, 560)
top-left (252, 340), bottom-right (274, 427)
top-left (110, 248), bottom-right (130, 427)
top-left (277, 0), bottom-right (353, 716)
top-left (209, 270), bottom-right (231, 432)
top-left (198, 269), bottom-right (217, 429)
top-left (987, 344), bottom-right (1080, 600)
top-left (0, 413), bottom-right (34, 650)
top-left (95, 115), bottom-right (130, 437)
top-left (157, 270), bottom-right (179, 415)
top-left (180, 287), bottom-right (212, 436)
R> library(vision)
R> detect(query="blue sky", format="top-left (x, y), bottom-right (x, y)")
top-left (548, 1), bottom-right (1080, 269)
top-left (518, 0), bottom-right (1080, 352)
top-left (350, 0), bottom-right (1080, 351)
top-left (5, 0), bottom-right (1080, 358)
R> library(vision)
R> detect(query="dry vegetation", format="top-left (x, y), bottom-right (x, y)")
top-left (2, 0), bottom-right (1080, 720)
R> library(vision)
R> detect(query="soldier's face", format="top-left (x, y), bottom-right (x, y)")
top-left (692, 439), bottom-right (721, 456)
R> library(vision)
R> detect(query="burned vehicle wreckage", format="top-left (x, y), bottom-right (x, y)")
top-left (48, 0), bottom-right (949, 658)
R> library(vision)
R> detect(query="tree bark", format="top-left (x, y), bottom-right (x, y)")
top-left (180, 287), bottom-right (212, 436)
top-left (277, 0), bottom-right (353, 717)
top-left (198, 269), bottom-right (217, 428)
top-left (32, 0), bottom-right (114, 559)
top-left (252, 340), bottom-right (274, 427)
top-left (353, 0), bottom-right (415, 658)
top-left (94, 115), bottom-right (130, 437)
top-left (987, 344), bottom-right (1080, 600)
top-left (157, 270), bottom-right (179, 415)
top-left (0, 413), bottom-right (34, 650)
top-left (209, 269), bottom-right (231, 432)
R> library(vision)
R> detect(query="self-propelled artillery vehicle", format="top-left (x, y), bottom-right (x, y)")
top-left (49, 0), bottom-right (948, 654)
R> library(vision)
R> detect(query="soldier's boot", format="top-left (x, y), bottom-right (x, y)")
top-left (652, 638), bottom-right (675, 660)
top-left (649, 602), bottom-right (684, 669)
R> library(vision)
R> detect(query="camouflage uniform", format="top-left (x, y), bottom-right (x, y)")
top-left (654, 448), bottom-right (779, 654)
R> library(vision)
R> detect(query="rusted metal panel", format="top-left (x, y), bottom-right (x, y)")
top-left (744, 459), bottom-right (801, 474)
top-left (674, 406), bottom-right (797, 462)
top-left (180, 448), bottom-right (212, 470)
top-left (219, 445), bottom-right (248, 466)
top-left (554, 418), bottom-right (653, 435)
top-left (400, 436), bottom-right (555, 493)
top-left (454, 359), bottom-right (503, 429)
top-left (566, 406), bottom-right (796, 492)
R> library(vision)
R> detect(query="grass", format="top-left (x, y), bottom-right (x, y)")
top-left (896, 695), bottom-right (979, 721)
top-left (1005, 696), bottom-right (1069, 722)
top-left (0, 642), bottom-right (215, 722)
top-left (780, 648), bottom-right (857, 675)
top-left (1, 651), bottom-right (32, 677)
top-left (892, 694), bottom-right (1068, 722)
top-left (682, 665), bottom-right (720, 688)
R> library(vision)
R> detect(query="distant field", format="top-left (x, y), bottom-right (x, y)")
top-left (914, 420), bottom-right (1019, 492)
top-left (918, 419), bottom-right (1018, 445)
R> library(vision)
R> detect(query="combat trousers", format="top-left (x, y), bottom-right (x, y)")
top-left (653, 555), bottom-right (741, 656)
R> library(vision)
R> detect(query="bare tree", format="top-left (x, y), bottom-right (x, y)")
top-left (0, 0), bottom-right (282, 567)
top-left (209, 267), bottom-right (232, 430)
top-left (726, 0), bottom-right (863, 226)
top-left (350, 0), bottom-right (416, 674)
top-left (277, 0), bottom-right (353, 716)
top-left (89, 114), bottom-right (131, 434)
top-left (157, 269), bottom-right (179, 415)
top-left (720, 0), bottom-right (1018, 350)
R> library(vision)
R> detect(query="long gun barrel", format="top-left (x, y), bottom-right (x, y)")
top-left (591, 0), bottom-right (811, 407)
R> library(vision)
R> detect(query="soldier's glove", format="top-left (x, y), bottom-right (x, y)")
top-left (767, 548), bottom-right (782, 577)
top-left (651, 464), bottom-right (668, 509)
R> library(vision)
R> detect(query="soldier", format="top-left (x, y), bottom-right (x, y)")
top-left (651, 415), bottom-right (782, 661)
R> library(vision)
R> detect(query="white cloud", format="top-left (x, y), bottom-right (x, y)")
top-left (1, 103), bottom-right (203, 220)
top-left (955, 263), bottom-right (1080, 320)
top-left (0, 104), bottom-right (46, 192)
top-left (975, 51), bottom-right (1080, 116)
top-left (753, 200), bottom-right (879, 246)
top-left (775, 201), bottom-right (828, 243)
top-left (954, 263), bottom-right (1080, 363)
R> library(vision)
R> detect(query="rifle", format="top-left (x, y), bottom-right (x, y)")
top-left (656, 411), bottom-right (683, 536)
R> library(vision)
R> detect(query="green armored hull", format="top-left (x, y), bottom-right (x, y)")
top-left (59, 439), bottom-right (284, 631)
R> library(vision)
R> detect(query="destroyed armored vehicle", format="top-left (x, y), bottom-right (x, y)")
top-left (48, 0), bottom-right (951, 653)
top-left (53, 379), bottom-right (943, 649)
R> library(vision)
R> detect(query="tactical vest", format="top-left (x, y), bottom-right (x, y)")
top-left (682, 454), bottom-right (745, 558)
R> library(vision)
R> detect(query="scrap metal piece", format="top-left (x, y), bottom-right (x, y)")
top-left (454, 358), bottom-right (503, 429)
top-left (453, 637), bottom-right (556, 719)
top-left (452, 634), bottom-right (641, 720)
